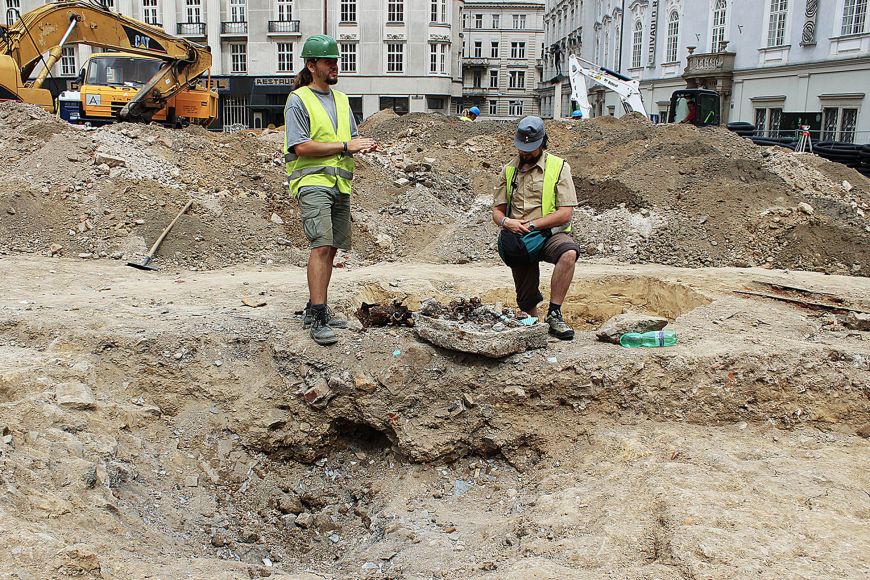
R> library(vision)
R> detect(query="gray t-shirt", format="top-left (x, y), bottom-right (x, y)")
top-left (284, 87), bottom-right (359, 152)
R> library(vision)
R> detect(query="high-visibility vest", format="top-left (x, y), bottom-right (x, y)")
top-left (504, 152), bottom-right (571, 233)
top-left (283, 86), bottom-right (355, 197)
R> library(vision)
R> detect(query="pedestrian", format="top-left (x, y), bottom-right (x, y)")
top-left (284, 35), bottom-right (378, 345)
top-left (492, 116), bottom-right (580, 340)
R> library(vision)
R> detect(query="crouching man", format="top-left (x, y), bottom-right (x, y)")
top-left (492, 116), bottom-right (580, 340)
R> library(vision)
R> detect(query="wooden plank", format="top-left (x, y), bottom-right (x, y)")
top-left (735, 290), bottom-right (870, 315)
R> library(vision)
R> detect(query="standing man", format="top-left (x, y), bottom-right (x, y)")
top-left (492, 116), bottom-right (580, 340)
top-left (284, 35), bottom-right (377, 345)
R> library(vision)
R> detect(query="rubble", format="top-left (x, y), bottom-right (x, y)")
top-left (415, 315), bottom-right (548, 357)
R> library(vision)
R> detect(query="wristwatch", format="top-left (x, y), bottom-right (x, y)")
top-left (528, 221), bottom-right (536, 231)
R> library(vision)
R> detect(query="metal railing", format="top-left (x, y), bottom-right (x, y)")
top-left (221, 21), bottom-right (248, 34)
top-left (268, 20), bottom-right (300, 33)
top-left (177, 22), bottom-right (206, 36)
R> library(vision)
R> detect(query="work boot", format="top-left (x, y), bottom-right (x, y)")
top-left (310, 309), bottom-right (338, 346)
top-left (545, 310), bottom-right (575, 340)
top-left (302, 303), bottom-right (348, 329)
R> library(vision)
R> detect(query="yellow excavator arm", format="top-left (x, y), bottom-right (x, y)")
top-left (0, 0), bottom-right (212, 121)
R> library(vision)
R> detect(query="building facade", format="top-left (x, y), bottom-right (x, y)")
top-left (460, 0), bottom-right (544, 118)
top-left (10, 0), bottom-right (466, 129)
top-left (539, 0), bottom-right (870, 143)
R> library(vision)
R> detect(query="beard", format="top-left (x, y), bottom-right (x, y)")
top-left (326, 76), bottom-right (338, 85)
top-left (519, 151), bottom-right (543, 165)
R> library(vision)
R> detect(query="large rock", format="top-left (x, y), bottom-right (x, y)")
top-left (55, 381), bottom-right (96, 410)
top-left (596, 313), bottom-right (668, 344)
top-left (415, 316), bottom-right (548, 358)
top-left (843, 311), bottom-right (870, 331)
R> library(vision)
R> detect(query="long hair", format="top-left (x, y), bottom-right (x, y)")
top-left (292, 60), bottom-right (315, 90)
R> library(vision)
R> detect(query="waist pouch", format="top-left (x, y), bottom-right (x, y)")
top-left (497, 228), bottom-right (551, 267)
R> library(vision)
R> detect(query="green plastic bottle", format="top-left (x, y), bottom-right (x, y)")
top-left (619, 330), bottom-right (678, 348)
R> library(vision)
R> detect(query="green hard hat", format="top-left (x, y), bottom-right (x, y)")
top-left (301, 35), bottom-right (340, 59)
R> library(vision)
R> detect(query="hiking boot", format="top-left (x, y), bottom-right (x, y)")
top-left (545, 310), bottom-right (575, 340)
top-left (302, 304), bottom-right (348, 329)
top-left (310, 310), bottom-right (338, 346)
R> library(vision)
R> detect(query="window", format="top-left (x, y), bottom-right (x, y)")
top-left (489, 69), bottom-right (498, 87)
top-left (277, 42), bottom-right (293, 72)
top-left (473, 41), bottom-right (482, 57)
top-left (222, 96), bottom-right (249, 130)
top-left (768, 107), bottom-right (782, 136)
top-left (711, 0), bottom-right (727, 51)
top-left (388, 0), bottom-right (403, 22)
top-left (512, 14), bottom-right (526, 29)
top-left (510, 41), bottom-right (526, 58)
top-left (604, 29), bottom-right (610, 68)
top-left (340, 42), bottom-right (357, 72)
top-left (186, 0), bottom-right (202, 23)
top-left (387, 42), bottom-right (404, 72)
top-left (103, 0), bottom-right (115, 8)
top-left (430, 0), bottom-right (446, 22)
top-left (429, 43), bottom-right (447, 74)
top-left (380, 96), bottom-right (409, 115)
top-left (142, 0), bottom-right (159, 25)
top-left (472, 70), bottom-right (482, 88)
top-left (842, 0), bottom-right (868, 35)
top-left (276, 0), bottom-right (292, 21)
top-left (666, 11), bottom-right (680, 62)
top-left (823, 107), bottom-right (859, 142)
top-left (755, 108), bottom-right (767, 136)
top-left (341, 0), bottom-right (356, 22)
top-left (230, 43), bottom-right (247, 73)
top-left (427, 96), bottom-right (444, 110)
top-left (5, 0), bottom-right (20, 25)
top-left (489, 100), bottom-right (497, 115)
top-left (492, 14), bottom-right (500, 28)
top-left (229, 0), bottom-right (246, 22)
top-left (474, 14), bottom-right (483, 28)
top-left (60, 47), bottom-right (76, 77)
top-left (767, 0), bottom-right (787, 47)
top-left (509, 70), bottom-right (525, 89)
top-left (509, 100), bottom-right (523, 116)
top-left (631, 20), bottom-right (643, 68)
top-left (491, 41), bottom-right (499, 58)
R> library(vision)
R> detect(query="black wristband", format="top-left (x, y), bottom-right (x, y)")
top-left (342, 142), bottom-right (348, 155)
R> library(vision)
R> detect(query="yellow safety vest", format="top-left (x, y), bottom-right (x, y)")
top-left (504, 152), bottom-right (571, 233)
top-left (284, 86), bottom-right (355, 197)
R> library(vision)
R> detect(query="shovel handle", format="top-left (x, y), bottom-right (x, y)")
top-left (145, 199), bottom-right (194, 258)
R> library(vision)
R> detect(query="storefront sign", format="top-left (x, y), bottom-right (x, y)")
top-left (254, 77), bottom-right (293, 87)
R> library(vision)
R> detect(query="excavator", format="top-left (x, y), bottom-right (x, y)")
top-left (567, 54), bottom-right (720, 126)
top-left (0, 0), bottom-right (217, 126)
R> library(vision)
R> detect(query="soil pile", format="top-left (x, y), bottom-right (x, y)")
top-left (0, 102), bottom-right (867, 275)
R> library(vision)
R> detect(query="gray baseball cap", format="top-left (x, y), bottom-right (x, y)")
top-left (514, 116), bottom-right (546, 152)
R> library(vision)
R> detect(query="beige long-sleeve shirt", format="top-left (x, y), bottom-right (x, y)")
top-left (493, 152), bottom-right (578, 221)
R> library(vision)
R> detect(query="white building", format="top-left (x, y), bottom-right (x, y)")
top-left (540, 0), bottom-right (870, 143)
top-left (459, 0), bottom-right (544, 118)
top-left (9, 0), bottom-right (466, 129)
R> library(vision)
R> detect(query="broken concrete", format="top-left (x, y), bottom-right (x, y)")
top-left (414, 315), bottom-right (548, 357)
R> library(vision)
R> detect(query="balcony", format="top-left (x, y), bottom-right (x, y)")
top-left (221, 21), bottom-right (248, 35)
top-left (463, 87), bottom-right (488, 96)
top-left (462, 57), bottom-right (490, 68)
top-left (177, 22), bottom-right (206, 36)
top-left (268, 20), bottom-right (300, 34)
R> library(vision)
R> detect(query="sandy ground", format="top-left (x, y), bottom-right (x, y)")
top-left (1, 256), bottom-right (868, 578)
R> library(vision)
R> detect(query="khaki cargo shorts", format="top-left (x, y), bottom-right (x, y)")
top-left (297, 186), bottom-right (352, 250)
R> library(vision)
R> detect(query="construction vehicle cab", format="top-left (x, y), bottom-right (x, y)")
top-left (59, 52), bottom-right (216, 126)
top-left (668, 89), bottom-right (720, 127)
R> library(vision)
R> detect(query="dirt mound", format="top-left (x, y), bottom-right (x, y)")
top-left (0, 103), bottom-right (867, 276)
